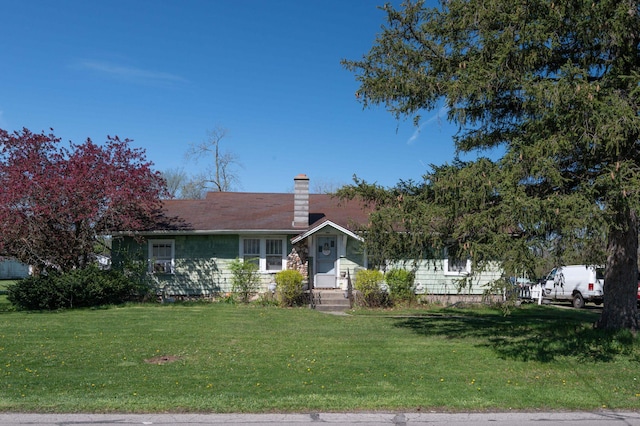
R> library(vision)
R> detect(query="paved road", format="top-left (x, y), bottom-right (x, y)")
top-left (1, 411), bottom-right (640, 426)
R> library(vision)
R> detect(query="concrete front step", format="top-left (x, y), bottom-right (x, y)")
top-left (310, 290), bottom-right (352, 312)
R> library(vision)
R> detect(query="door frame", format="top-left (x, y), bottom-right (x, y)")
top-left (314, 235), bottom-right (338, 288)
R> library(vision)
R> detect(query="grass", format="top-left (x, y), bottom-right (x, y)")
top-left (0, 280), bottom-right (16, 291)
top-left (0, 300), bottom-right (639, 413)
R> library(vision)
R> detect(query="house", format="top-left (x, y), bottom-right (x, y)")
top-left (112, 174), bottom-right (502, 302)
top-left (0, 257), bottom-right (30, 280)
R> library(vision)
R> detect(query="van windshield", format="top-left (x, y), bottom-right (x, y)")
top-left (546, 268), bottom-right (557, 280)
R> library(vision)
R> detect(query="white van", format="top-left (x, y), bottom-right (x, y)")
top-left (542, 265), bottom-right (604, 308)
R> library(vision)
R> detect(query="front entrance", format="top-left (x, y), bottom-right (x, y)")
top-left (315, 236), bottom-right (337, 288)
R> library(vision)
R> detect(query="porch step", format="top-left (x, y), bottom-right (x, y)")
top-left (311, 290), bottom-right (352, 312)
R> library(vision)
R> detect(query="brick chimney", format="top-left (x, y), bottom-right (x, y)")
top-left (293, 174), bottom-right (309, 228)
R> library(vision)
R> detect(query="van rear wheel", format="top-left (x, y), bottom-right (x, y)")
top-left (573, 293), bottom-right (585, 309)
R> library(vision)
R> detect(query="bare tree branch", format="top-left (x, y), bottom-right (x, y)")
top-left (186, 126), bottom-right (242, 192)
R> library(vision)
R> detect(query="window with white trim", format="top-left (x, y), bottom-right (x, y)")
top-left (240, 237), bottom-right (286, 272)
top-left (149, 240), bottom-right (175, 274)
top-left (243, 238), bottom-right (260, 268)
top-left (443, 247), bottom-right (470, 276)
top-left (266, 239), bottom-right (283, 271)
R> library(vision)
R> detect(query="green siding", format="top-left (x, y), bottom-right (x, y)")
top-left (113, 234), bottom-right (502, 297)
top-left (168, 235), bottom-right (238, 295)
top-left (337, 238), bottom-right (365, 288)
top-left (345, 238), bottom-right (365, 265)
top-left (389, 260), bottom-right (502, 295)
top-left (113, 234), bottom-right (296, 296)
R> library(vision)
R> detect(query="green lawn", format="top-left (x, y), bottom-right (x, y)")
top-left (0, 302), bottom-right (639, 413)
top-left (0, 280), bottom-right (17, 291)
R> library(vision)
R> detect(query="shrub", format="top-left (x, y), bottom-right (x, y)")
top-left (483, 277), bottom-right (520, 315)
top-left (385, 268), bottom-right (416, 305)
top-left (275, 269), bottom-right (304, 307)
top-left (229, 258), bottom-right (261, 303)
top-left (219, 292), bottom-right (237, 305)
top-left (354, 269), bottom-right (388, 308)
top-left (7, 265), bottom-right (149, 310)
top-left (114, 246), bottom-right (156, 299)
top-left (252, 292), bottom-right (279, 307)
top-left (7, 274), bottom-right (64, 310)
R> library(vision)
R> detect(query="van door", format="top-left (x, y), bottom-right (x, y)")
top-left (555, 267), bottom-right (570, 300)
top-left (544, 268), bottom-right (559, 299)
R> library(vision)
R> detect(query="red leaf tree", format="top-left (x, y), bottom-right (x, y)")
top-left (0, 128), bottom-right (167, 274)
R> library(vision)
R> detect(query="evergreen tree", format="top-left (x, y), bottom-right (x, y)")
top-left (342, 0), bottom-right (640, 330)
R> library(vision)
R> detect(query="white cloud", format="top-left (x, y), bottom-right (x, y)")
top-left (407, 122), bottom-right (425, 145)
top-left (78, 61), bottom-right (188, 84)
top-left (406, 105), bottom-right (450, 145)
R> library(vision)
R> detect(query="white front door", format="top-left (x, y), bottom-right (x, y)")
top-left (315, 236), bottom-right (337, 288)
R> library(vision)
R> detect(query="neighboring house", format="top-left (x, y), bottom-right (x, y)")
top-left (113, 174), bottom-right (501, 300)
top-left (0, 258), bottom-right (30, 280)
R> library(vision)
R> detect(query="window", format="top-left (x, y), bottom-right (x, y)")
top-left (546, 268), bottom-right (557, 281)
top-left (243, 238), bottom-right (260, 267)
top-left (149, 240), bottom-right (174, 274)
top-left (240, 237), bottom-right (285, 272)
top-left (266, 239), bottom-right (283, 271)
top-left (443, 247), bottom-right (470, 276)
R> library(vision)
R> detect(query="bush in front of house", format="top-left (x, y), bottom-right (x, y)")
top-left (354, 269), bottom-right (388, 308)
top-left (7, 265), bottom-right (150, 310)
top-left (385, 268), bottom-right (416, 305)
top-left (7, 274), bottom-right (63, 310)
top-left (275, 269), bottom-right (305, 307)
top-left (229, 258), bottom-right (261, 303)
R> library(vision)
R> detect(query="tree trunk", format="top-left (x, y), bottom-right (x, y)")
top-left (596, 208), bottom-right (639, 331)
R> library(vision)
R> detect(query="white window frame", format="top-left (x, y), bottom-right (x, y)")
top-left (265, 238), bottom-right (284, 272)
top-left (242, 238), bottom-right (261, 268)
top-left (443, 247), bottom-right (471, 276)
top-left (239, 237), bottom-right (286, 272)
top-left (148, 239), bottom-right (175, 274)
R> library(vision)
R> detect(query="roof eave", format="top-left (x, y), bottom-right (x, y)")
top-left (113, 229), bottom-right (302, 237)
top-left (291, 220), bottom-right (363, 244)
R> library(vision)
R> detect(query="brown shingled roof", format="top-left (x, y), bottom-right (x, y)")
top-left (160, 192), bottom-right (370, 233)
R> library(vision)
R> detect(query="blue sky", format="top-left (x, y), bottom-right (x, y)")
top-left (1, 0), bottom-right (464, 193)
